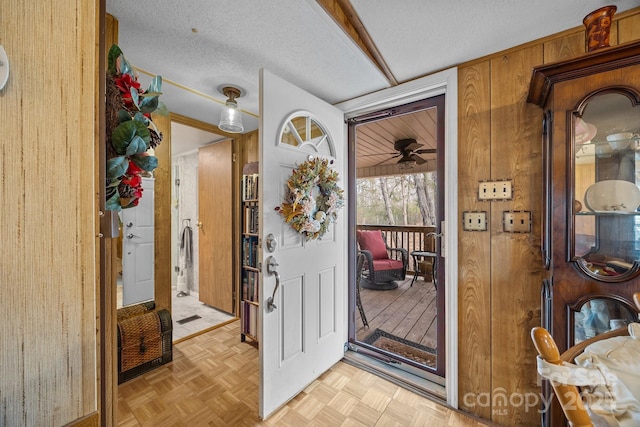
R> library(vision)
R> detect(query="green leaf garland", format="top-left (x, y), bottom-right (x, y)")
top-left (105, 44), bottom-right (164, 211)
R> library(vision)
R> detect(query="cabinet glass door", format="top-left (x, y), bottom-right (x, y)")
top-left (572, 90), bottom-right (640, 282)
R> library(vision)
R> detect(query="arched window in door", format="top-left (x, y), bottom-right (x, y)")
top-left (278, 111), bottom-right (335, 158)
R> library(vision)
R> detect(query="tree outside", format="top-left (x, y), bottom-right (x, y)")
top-left (357, 172), bottom-right (437, 226)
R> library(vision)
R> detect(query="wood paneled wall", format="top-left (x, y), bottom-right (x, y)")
top-left (0, 0), bottom-right (99, 425)
top-left (152, 113), bottom-right (173, 311)
top-left (457, 9), bottom-right (640, 425)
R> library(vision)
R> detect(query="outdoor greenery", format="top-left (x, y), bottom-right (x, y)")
top-left (357, 172), bottom-right (437, 226)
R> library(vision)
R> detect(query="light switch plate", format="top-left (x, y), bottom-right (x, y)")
top-left (503, 211), bottom-right (531, 233)
top-left (478, 179), bottom-right (513, 200)
top-left (462, 211), bottom-right (487, 231)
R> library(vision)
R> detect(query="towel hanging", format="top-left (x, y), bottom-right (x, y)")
top-left (180, 222), bottom-right (193, 267)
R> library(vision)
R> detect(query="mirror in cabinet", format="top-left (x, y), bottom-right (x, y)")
top-left (571, 89), bottom-right (640, 282)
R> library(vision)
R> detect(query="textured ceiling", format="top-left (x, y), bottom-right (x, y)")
top-left (106, 0), bottom-right (640, 155)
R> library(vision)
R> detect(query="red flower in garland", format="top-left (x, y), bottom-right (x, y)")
top-left (126, 160), bottom-right (143, 176)
top-left (113, 73), bottom-right (142, 109)
top-left (118, 161), bottom-right (144, 204)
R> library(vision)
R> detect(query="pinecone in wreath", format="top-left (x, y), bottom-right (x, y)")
top-left (118, 181), bottom-right (139, 198)
top-left (149, 129), bottom-right (163, 149)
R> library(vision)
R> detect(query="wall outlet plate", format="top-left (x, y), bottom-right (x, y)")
top-left (462, 211), bottom-right (487, 231)
top-left (478, 179), bottom-right (513, 200)
top-left (503, 211), bottom-right (531, 233)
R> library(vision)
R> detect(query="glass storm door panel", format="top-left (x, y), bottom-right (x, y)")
top-left (349, 94), bottom-right (446, 382)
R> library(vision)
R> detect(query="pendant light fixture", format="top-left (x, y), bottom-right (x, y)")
top-left (397, 157), bottom-right (417, 170)
top-left (218, 85), bottom-right (244, 133)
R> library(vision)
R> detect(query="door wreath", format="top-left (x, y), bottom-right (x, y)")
top-left (276, 158), bottom-right (344, 240)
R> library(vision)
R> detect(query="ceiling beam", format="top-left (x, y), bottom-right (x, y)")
top-left (315, 0), bottom-right (398, 86)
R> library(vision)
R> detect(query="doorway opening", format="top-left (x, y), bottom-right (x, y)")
top-left (347, 94), bottom-right (447, 391)
top-left (116, 120), bottom-right (235, 341)
top-left (169, 121), bottom-right (236, 341)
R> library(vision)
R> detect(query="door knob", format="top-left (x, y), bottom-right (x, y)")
top-left (125, 222), bottom-right (133, 228)
top-left (126, 233), bottom-right (140, 239)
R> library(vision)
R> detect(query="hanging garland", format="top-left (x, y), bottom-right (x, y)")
top-left (276, 158), bottom-right (344, 240)
top-left (105, 44), bottom-right (168, 210)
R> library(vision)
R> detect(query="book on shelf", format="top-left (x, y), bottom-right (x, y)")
top-left (241, 301), bottom-right (259, 339)
top-left (242, 271), bottom-right (259, 302)
top-left (243, 203), bottom-right (259, 234)
top-left (242, 236), bottom-right (259, 268)
top-left (242, 173), bottom-right (259, 201)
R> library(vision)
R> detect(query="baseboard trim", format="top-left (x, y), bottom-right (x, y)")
top-left (63, 412), bottom-right (99, 427)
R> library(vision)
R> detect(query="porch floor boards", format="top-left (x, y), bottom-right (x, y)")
top-left (356, 276), bottom-right (438, 349)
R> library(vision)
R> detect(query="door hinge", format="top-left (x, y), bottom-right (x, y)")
top-left (99, 210), bottom-right (120, 239)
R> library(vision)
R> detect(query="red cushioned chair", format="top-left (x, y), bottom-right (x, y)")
top-left (356, 230), bottom-right (408, 290)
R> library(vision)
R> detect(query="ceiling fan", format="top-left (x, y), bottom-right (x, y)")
top-left (366, 138), bottom-right (436, 169)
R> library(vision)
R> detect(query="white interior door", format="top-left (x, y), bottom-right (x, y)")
top-left (121, 177), bottom-right (155, 306)
top-left (260, 69), bottom-right (347, 418)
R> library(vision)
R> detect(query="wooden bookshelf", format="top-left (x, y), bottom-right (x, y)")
top-left (241, 162), bottom-right (259, 343)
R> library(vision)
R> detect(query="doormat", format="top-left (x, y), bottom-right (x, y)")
top-left (176, 314), bottom-right (201, 325)
top-left (363, 329), bottom-right (436, 367)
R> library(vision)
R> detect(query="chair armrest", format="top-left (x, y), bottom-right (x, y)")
top-left (388, 247), bottom-right (408, 268)
top-left (358, 250), bottom-right (374, 278)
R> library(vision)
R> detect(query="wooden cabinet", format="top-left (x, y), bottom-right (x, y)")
top-left (528, 41), bottom-right (640, 426)
top-left (240, 162), bottom-right (259, 343)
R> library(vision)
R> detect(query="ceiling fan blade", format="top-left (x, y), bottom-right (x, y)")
top-left (361, 152), bottom-right (399, 157)
top-left (411, 154), bottom-right (428, 165)
top-left (404, 141), bottom-right (423, 151)
top-left (373, 157), bottom-right (397, 167)
top-left (414, 148), bottom-right (437, 154)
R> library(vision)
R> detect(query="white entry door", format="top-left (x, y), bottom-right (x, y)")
top-left (121, 177), bottom-right (155, 306)
top-left (260, 69), bottom-right (347, 418)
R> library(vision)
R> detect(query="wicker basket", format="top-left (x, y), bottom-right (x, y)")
top-left (117, 303), bottom-right (172, 384)
top-left (116, 300), bottom-right (156, 323)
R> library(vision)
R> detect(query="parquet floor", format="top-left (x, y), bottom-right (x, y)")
top-left (118, 321), bottom-right (490, 426)
top-left (117, 285), bottom-right (234, 341)
top-left (356, 277), bottom-right (437, 348)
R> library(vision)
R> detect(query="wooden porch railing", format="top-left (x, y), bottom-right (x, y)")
top-left (357, 224), bottom-right (436, 273)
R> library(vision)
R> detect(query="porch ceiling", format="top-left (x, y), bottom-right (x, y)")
top-left (356, 109), bottom-right (437, 177)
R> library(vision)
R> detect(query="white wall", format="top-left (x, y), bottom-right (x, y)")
top-left (173, 151), bottom-right (200, 293)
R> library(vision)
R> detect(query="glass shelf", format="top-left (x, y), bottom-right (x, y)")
top-left (576, 211), bottom-right (640, 216)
